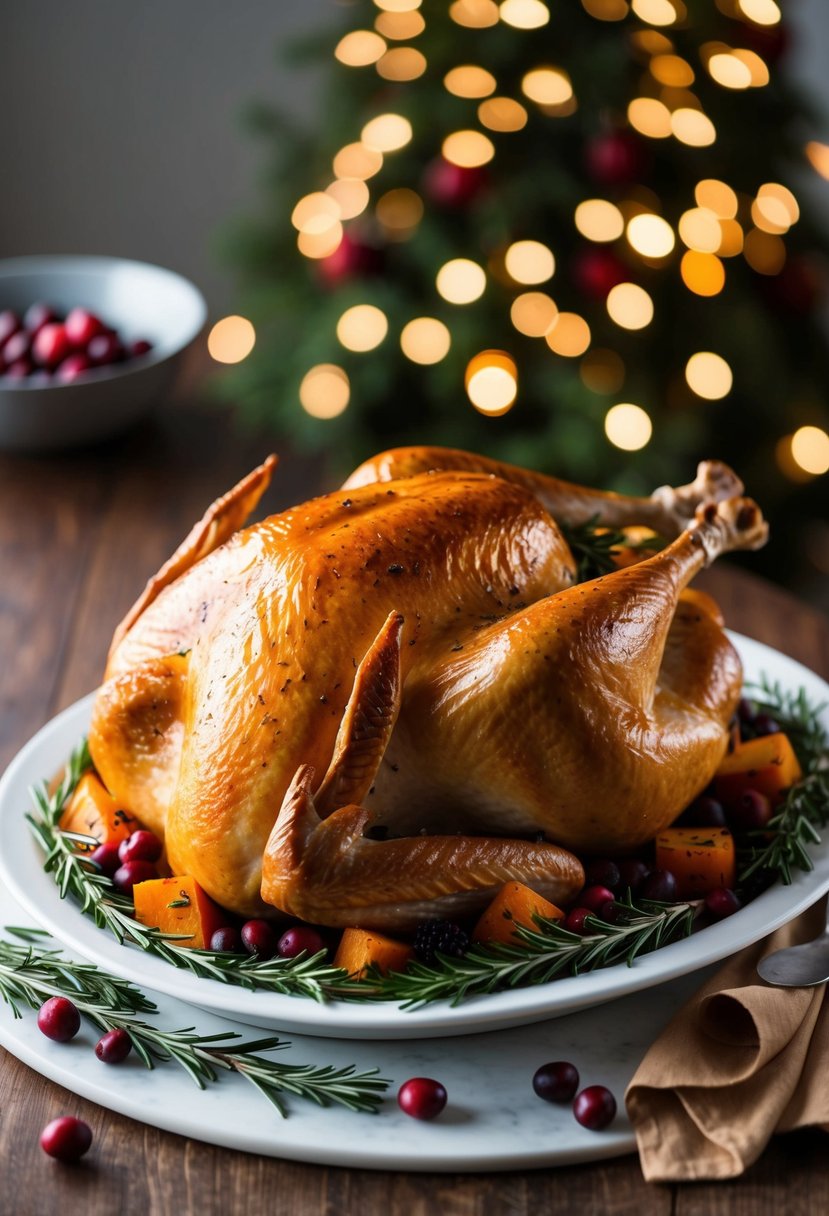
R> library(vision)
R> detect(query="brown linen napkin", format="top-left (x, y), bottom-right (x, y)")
top-left (626, 895), bottom-right (829, 1181)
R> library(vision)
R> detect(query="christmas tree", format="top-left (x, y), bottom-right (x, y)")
top-left (221, 0), bottom-right (829, 586)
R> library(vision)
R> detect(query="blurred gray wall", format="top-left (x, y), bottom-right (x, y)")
top-left (0, 0), bottom-right (827, 319)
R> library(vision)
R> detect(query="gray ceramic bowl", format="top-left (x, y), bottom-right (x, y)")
top-left (0, 255), bottom-right (207, 452)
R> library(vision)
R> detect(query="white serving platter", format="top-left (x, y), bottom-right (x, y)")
top-left (0, 633), bottom-right (827, 1041)
top-left (0, 880), bottom-right (718, 1171)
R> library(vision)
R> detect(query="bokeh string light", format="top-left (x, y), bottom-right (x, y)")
top-left (207, 316), bottom-right (256, 364)
top-left (465, 350), bottom-right (519, 414)
top-left (299, 365), bottom-right (350, 419)
top-left (605, 403), bottom-right (653, 450)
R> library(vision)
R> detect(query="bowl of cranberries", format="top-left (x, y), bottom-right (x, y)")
top-left (0, 255), bottom-right (207, 451)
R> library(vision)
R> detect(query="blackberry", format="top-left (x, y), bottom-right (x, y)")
top-left (413, 920), bottom-right (470, 965)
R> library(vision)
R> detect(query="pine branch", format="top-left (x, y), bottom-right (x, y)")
top-left (559, 516), bottom-right (663, 582)
top-left (0, 932), bottom-right (388, 1116)
top-left (26, 743), bottom-right (352, 1003)
top-left (337, 900), bottom-right (696, 1010)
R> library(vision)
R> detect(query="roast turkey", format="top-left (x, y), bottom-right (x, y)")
top-left (89, 447), bottom-right (768, 930)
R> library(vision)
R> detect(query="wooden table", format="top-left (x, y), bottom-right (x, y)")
top-left (1, 403), bottom-right (828, 1215)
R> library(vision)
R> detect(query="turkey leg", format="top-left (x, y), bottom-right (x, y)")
top-left (344, 445), bottom-right (744, 538)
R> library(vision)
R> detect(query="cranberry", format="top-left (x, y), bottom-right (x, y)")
top-left (753, 713), bottom-right (780, 737)
top-left (616, 859), bottom-right (650, 895)
top-left (37, 997), bottom-right (81, 1043)
top-left (129, 338), bottom-right (153, 358)
top-left (210, 926), bottom-right (242, 953)
top-left (584, 859), bottom-right (621, 891)
top-left (640, 869), bottom-right (678, 902)
top-left (33, 322), bottom-right (71, 368)
top-left (532, 1060), bottom-right (579, 1103)
top-left (112, 859), bottom-right (157, 896)
top-left (580, 885), bottom-right (616, 913)
top-left (0, 309), bottom-right (21, 346)
top-left (729, 789), bottom-right (772, 832)
top-left (678, 795), bottom-right (727, 828)
top-left (3, 330), bottom-right (32, 364)
top-left (598, 899), bottom-right (622, 923)
top-left (64, 307), bottom-right (103, 347)
top-left (241, 919), bottom-right (278, 959)
top-left (563, 907), bottom-right (592, 934)
top-left (40, 1116), bottom-right (92, 1162)
top-left (705, 887), bottom-right (742, 921)
top-left (5, 358), bottom-right (34, 379)
top-left (24, 302), bottom-right (57, 335)
top-left (55, 353), bottom-right (91, 384)
top-left (573, 1085), bottom-right (617, 1130)
top-left (118, 829), bottom-right (162, 864)
top-left (278, 926), bottom-right (326, 959)
top-left (397, 1077), bottom-right (447, 1120)
top-left (88, 841), bottom-right (122, 878)
top-left (87, 332), bottom-right (125, 365)
top-left (95, 1027), bottom-right (132, 1064)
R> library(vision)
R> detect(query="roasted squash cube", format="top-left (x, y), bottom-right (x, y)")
top-left (59, 772), bottom-right (137, 851)
top-left (655, 827), bottom-right (736, 899)
top-left (713, 732), bottom-right (802, 808)
top-left (333, 927), bottom-right (413, 978)
top-left (133, 875), bottom-right (226, 949)
top-left (472, 881), bottom-right (564, 946)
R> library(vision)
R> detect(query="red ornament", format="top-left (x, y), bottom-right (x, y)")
top-left (585, 131), bottom-right (646, 188)
top-left (422, 157), bottom-right (487, 208)
top-left (317, 232), bottom-right (384, 287)
top-left (571, 247), bottom-right (629, 299)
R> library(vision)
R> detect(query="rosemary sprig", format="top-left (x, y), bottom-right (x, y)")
top-left (339, 899), bottom-right (696, 1010)
top-left (26, 743), bottom-right (351, 1002)
top-left (0, 931), bottom-right (388, 1115)
top-left (559, 514), bottom-right (663, 582)
top-left (737, 675), bottom-right (829, 888)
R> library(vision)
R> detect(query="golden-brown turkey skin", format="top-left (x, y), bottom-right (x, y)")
top-left (92, 471), bottom-right (578, 916)
top-left (90, 454), bottom-right (765, 926)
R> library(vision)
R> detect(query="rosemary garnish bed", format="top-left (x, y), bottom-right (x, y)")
top-left (0, 927), bottom-right (387, 1115)
top-left (22, 673), bottom-right (829, 1012)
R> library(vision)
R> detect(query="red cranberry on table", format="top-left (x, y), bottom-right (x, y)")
top-left (0, 309), bottom-right (21, 346)
top-left (532, 1060), bottom-right (580, 1104)
top-left (278, 926), bottom-right (326, 959)
top-left (37, 996), bottom-right (81, 1043)
top-left (639, 869), bottom-right (678, 903)
top-left (210, 926), bottom-right (243, 953)
top-left (118, 829), bottom-right (163, 864)
top-left (112, 858), bottom-right (158, 895)
top-left (241, 919), bottom-right (278, 959)
top-left (33, 322), bottom-right (72, 368)
top-left (40, 1116), bottom-right (93, 1162)
top-left (573, 1085), bottom-right (617, 1130)
top-left (705, 887), bottom-right (742, 921)
top-left (729, 789), bottom-right (772, 833)
top-left (24, 302), bottom-right (57, 336)
top-left (95, 1027), bottom-right (132, 1064)
top-left (89, 841), bottom-right (122, 878)
top-left (397, 1076), bottom-right (448, 1120)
